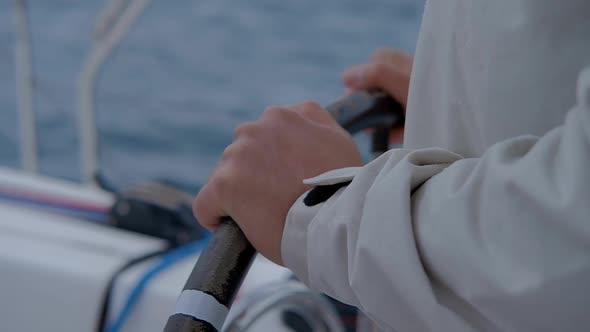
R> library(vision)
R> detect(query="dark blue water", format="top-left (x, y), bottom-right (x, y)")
top-left (0, 0), bottom-right (423, 192)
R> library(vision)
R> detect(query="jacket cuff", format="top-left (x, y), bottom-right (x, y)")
top-left (281, 167), bottom-right (359, 284)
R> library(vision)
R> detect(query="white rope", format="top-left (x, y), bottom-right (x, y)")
top-left (77, 0), bottom-right (153, 185)
top-left (13, 0), bottom-right (38, 173)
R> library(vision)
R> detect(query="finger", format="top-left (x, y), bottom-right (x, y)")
top-left (234, 121), bottom-right (260, 140)
top-left (193, 181), bottom-right (225, 232)
top-left (365, 127), bottom-right (404, 144)
top-left (389, 128), bottom-right (404, 144)
top-left (342, 62), bottom-right (409, 108)
top-left (342, 64), bottom-right (366, 88)
top-left (262, 105), bottom-right (301, 123)
top-left (287, 101), bottom-right (337, 126)
top-left (369, 48), bottom-right (412, 66)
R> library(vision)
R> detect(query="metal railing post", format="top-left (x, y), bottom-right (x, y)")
top-left (78, 0), bottom-right (153, 185)
top-left (13, 0), bottom-right (38, 173)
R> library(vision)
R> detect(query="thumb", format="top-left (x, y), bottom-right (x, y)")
top-left (342, 63), bottom-right (409, 108)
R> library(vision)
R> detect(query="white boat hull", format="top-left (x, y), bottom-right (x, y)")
top-left (0, 167), bottom-right (290, 332)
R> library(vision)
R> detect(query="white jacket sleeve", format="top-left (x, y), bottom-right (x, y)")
top-left (281, 68), bottom-right (590, 332)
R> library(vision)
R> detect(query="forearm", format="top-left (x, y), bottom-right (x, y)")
top-left (283, 148), bottom-right (465, 331)
top-left (282, 69), bottom-right (590, 331)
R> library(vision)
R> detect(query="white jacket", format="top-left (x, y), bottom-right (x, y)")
top-left (282, 1), bottom-right (590, 331)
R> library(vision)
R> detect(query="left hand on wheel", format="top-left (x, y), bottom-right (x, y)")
top-left (193, 101), bottom-right (362, 265)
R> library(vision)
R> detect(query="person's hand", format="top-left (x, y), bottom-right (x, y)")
top-left (342, 48), bottom-right (413, 143)
top-left (193, 102), bottom-right (363, 265)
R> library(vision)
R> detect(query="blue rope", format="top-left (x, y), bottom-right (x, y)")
top-left (0, 187), bottom-right (208, 331)
top-left (105, 237), bottom-right (210, 332)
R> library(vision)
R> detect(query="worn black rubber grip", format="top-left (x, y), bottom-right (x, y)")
top-left (163, 91), bottom-right (403, 332)
top-left (162, 219), bottom-right (255, 332)
top-left (183, 218), bottom-right (255, 306)
top-left (325, 90), bottom-right (404, 135)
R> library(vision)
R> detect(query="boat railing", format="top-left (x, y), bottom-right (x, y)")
top-left (12, 0), bottom-right (153, 185)
top-left (13, 0), bottom-right (37, 173)
top-left (78, 0), bottom-right (153, 186)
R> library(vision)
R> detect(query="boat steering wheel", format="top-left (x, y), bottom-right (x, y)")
top-left (163, 91), bottom-right (404, 332)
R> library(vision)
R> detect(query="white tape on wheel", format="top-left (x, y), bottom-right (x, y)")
top-left (174, 289), bottom-right (229, 331)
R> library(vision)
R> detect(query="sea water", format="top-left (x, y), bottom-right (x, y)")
top-left (0, 0), bottom-right (423, 192)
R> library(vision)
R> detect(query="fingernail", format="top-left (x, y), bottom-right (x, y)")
top-left (343, 65), bottom-right (365, 88)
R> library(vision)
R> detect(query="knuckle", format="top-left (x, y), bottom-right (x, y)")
top-left (263, 106), bottom-right (289, 120)
top-left (234, 121), bottom-right (259, 139)
top-left (221, 144), bottom-right (237, 161)
top-left (289, 101), bottom-right (324, 120)
top-left (222, 140), bottom-right (250, 161)
top-left (262, 105), bottom-right (300, 125)
top-left (373, 62), bottom-right (390, 75)
top-left (370, 47), bottom-right (408, 63)
top-left (363, 63), bottom-right (378, 79)
top-left (365, 62), bottom-right (388, 82)
top-left (300, 100), bottom-right (322, 112)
